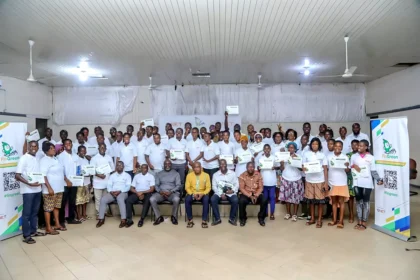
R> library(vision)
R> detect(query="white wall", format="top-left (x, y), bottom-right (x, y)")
top-left (0, 76), bottom-right (52, 131)
top-left (366, 65), bottom-right (420, 185)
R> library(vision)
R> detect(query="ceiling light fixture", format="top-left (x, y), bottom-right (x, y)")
top-left (79, 60), bottom-right (89, 71)
top-left (304, 58), bottom-right (310, 68)
top-left (79, 72), bottom-right (88, 81)
top-left (304, 69), bottom-right (310, 76)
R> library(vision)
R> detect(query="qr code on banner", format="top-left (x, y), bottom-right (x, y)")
top-left (384, 169), bottom-right (397, 190)
top-left (3, 172), bottom-right (20, 192)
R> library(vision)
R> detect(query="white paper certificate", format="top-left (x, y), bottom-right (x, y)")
top-left (226, 105), bottom-right (239, 115)
top-left (69, 175), bottom-right (84, 186)
top-left (237, 151), bottom-right (252, 164)
top-left (142, 118), bottom-right (154, 127)
top-left (288, 156), bottom-right (302, 168)
top-left (330, 155), bottom-right (348, 169)
top-left (304, 161), bottom-right (322, 173)
top-left (352, 166), bottom-right (369, 179)
top-left (220, 154), bottom-right (234, 165)
top-left (259, 158), bottom-right (274, 169)
top-left (250, 143), bottom-right (264, 154)
top-left (161, 135), bottom-right (169, 144)
top-left (170, 149), bottom-right (185, 160)
top-left (82, 165), bottom-right (96, 176)
top-left (86, 146), bottom-right (98, 156)
top-left (26, 130), bottom-right (40, 141)
top-left (275, 152), bottom-right (290, 163)
top-left (27, 172), bottom-right (45, 184)
top-left (96, 164), bottom-right (112, 175)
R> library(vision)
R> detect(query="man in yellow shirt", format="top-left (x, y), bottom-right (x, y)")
top-left (185, 162), bottom-right (211, 228)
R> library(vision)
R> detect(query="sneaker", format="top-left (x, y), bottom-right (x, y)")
top-left (306, 215), bottom-right (312, 221)
top-left (291, 215), bottom-right (298, 222)
top-left (284, 214), bottom-right (291, 220)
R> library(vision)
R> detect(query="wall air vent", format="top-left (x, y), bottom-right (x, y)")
top-left (391, 62), bottom-right (419, 67)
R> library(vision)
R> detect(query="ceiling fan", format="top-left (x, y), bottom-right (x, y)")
top-left (148, 76), bottom-right (158, 90)
top-left (316, 36), bottom-right (369, 78)
top-left (27, 40), bottom-right (37, 82)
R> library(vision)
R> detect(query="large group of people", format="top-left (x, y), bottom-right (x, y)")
top-left (16, 112), bottom-right (383, 244)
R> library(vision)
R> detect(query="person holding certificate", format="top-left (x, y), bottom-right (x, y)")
top-left (238, 162), bottom-right (268, 227)
top-left (91, 143), bottom-right (115, 218)
top-left (75, 146), bottom-right (91, 222)
top-left (125, 164), bottom-right (155, 228)
top-left (186, 127), bottom-right (204, 172)
top-left (234, 136), bottom-right (254, 178)
top-left (58, 139), bottom-right (81, 227)
top-left (202, 132), bottom-right (220, 184)
top-left (345, 139), bottom-right (360, 224)
top-left (135, 128), bottom-right (149, 167)
top-left (145, 133), bottom-right (169, 176)
top-left (256, 144), bottom-right (279, 220)
top-left (250, 133), bottom-right (266, 158)
top-left (185, 162), bottom-right (211, 228)
top-left (40, 142), bottom-right (65, 235)
top-left (210, 159), bottom-right (239, 226)
top-left (302, 138), bottom-right (328, 228)
top-left (327, 140), bottom-right (350, 228)
top-left (279, 142), bottom-right (304, 222)
top-left (16, 139), bottom-right (44, 244)
top-left (350, 140), bottom-right (383, 231)
top-left (218, 131), bottom-right (236, 170)
top-left (96, 161), bottom-right (131, 228)
top-left (167, 128), bottom-right (188, 188)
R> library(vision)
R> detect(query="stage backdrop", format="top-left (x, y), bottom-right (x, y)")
top-left (159, 115), bottom-right (241, 135)
top-left (0, 122), bottom-right (27, 241)
top-left (371, 117), bottom-right (411, 241)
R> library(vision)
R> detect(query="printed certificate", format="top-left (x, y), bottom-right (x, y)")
top-left (288, 156), bottom-right (302, 168)
top-left (27, 172), bottom-right (45, 184)
top-left (259, 158), bottom-right (274, 169)
top-left (96, 164), bottom-right (112, 175)
top-left (303, 161), bottom-right (322, 173)
top-left (275, 152), bottom-right (290, 162)
top-left (237, 151), bottom-right (252, 164)
top-left (170, 149), bottom-right (185, 160)
top-left (219, 154), bottom-right (234, 165)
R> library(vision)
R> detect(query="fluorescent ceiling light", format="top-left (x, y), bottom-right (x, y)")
top-left (79, 72), bottom-right (88, 81)
top-left (304, 70), bottom-right (310, 76)
top-left (304, 58), bottom-right (310, 67)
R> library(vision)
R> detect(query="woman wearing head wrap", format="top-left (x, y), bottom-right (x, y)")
top-left (279, 142), bottom-right (304, 222)
top-left (234, 136), bottom-right (254, 178)
top-left (249, 132), bottom-right (266, 158)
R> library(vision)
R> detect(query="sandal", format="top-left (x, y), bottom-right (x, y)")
top-left (201, 221), bottom-right (208, 229)
top-left (45, 230), bottom-right (60, 235)
top-left (31, 231), bottom-right (46, 237)
top-left (22, 237), bottom-right (36, 244)
top-left (187, 220), bottom-right (194, 228)
top-left (328, 221), bottom-right (338, 226)
top-left (358, 224), bottom-right (367, 231)
top-left (291, 215), bottom-right (298, 222)
top-left (337, 223), bottom-right (344, 229)
top-left (306, 220), bottom-right (315, 226)
top-left (53, 227), bottom-right (67, 231)
top-left (284, 214), bottom-right (291, 220)
top-left (316, 221), bottom-right (323, 228)
top-left (354, 224), bottom-right (361, 230)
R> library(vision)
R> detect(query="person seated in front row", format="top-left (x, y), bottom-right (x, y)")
top-left (96, 161), bottom-right (131, 228)
top-left (238, 162), bottom-right (269, 227)
top-left (125, 164), bottom-right (155, 228)
top-left (210, 159), bottom-right (239, 226)
top-left (185, 162), bottom-right (211, 228)
top-left (149, 159), bottom-right (181, 225)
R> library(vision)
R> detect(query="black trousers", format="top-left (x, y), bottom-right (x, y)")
top-left (125, 193), bottom-right (152, 221)
top-left (60, 187), bottom-right (77, 223)
top-left (238, 194), bottom-right (268, 221)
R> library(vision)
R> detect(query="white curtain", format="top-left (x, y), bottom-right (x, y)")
top-left (152, 83), bottom-right (365, 123)
top-left (53, 87), bottom-right (137, 125)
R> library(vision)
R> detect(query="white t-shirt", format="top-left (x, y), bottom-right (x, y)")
top-left (335, 137), bottom-right (352, 155)
top-left (58, 151), bottom-right (79, 186)
top-left (87, 136), bottom-right (111, 149)
top-left (135, 139), bottom-right (149, 165)
top-left (186, 138), bottom-right (204, 168)
top-left (232, 140), bottom-right (243, 152)
top-left (263, 137), bottom-right (274, 146)
top-left (350, 153), bottom-right (376, 189)
top-left (36, 138), bottom-right (57, 161)
top-left (270, 142), bottom-right (286, 154)
top-left (118, 143), bottom-right (137, 172)
top-left (16, 153), bottom-right (41, 194)
top-left (144, 143), bottom-right (168, 171)
top-left (303, 151), bottom-right (327, 183)
top-left (184, 133), bottom-right (193, 141)
top-left (250, 141), bottom-right (267, 157)
top-left (107, 172), bottom-right (131, 192)
top-left (202, 141), bottom-right (221, 169)
top-left (257, 154), bottom-right (277, 186)
top-left (321, 140), bottom-right (328, 154)
top-left (144, 135), bottom-right (154, 145)
top-left (297, 146), bottom-right (309, 178)
top-left (234, 147), bottom-right (253, 178)
top-left (90, 153), bottom-right (115, 189)
top-left (327, 153), bottom-right (349, 186)
top-left (40, 156), bottom-right (64, 194)
top-left (132, 172), bottom-right (155, 192)
top-left (282, 154), bottom-right (302, 182)
top-left (76, 156), bottom-right (91, 186)
top-left (72, 141), bottom-right (86, 155)
top-left (130, 135), bottom-right (138, 144)
top-left (218, 141), bottom-right (235, 169)
top-left (167, 138), bottom-right (187, 165)
top-left (347, 132), bottom-right (370, 145)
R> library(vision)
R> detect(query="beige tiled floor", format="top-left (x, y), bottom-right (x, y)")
top-left (1, 190), bottom-right (420, 280)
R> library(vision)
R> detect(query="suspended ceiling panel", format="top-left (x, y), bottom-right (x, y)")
top-left (0, 0), bottom-right (419, 86)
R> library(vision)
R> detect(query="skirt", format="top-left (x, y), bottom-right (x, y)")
top-left (279, 177), bottom-right (304, 204)
top-left (303, 182), bottom-right (328, 204)
top-left (329, 185), bottom-right (350, 202)
top-left (76, 186), bottom-right (90, 205)
top-left (43, 192), bottom-right (63, 212)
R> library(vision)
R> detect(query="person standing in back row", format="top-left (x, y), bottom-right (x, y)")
top-left (116, 133), bottom-right (137, 179)
top-left (202, 133), bottom-right (221, 185)
top-left (167, 128), bottom-right (187, 189)
top-left (145, 133), bottom-right (168, 177)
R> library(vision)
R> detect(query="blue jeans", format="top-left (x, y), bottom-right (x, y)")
top-left (263, 186), bottom-right (276, 215)
top-left (211, 194), bottom-right (238, 221)
top-left (22, 192), bottom-right (42, 238)
top-left (185, 194), bottom-right (209, 221)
